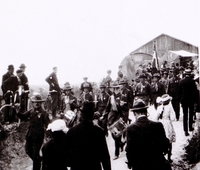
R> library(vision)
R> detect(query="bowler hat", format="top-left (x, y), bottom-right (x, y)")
top-left (63, 84), bottom-right (73, 90)
top-left (7, 65), bottom-right (14, 70)
top-left (16, 69), bottom-right (23, 74)
top-left (83, 77), bottom-right (88, 80)
top-left (19, 63), bottom-right (26, 68)
top-left (30, 94), bottom-right (45, 102)
top-left (131, 99), bottom-right (148, 111)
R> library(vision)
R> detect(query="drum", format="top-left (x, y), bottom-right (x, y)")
top-left (108, 118), bottom-right (127, 137)
top-left (64, 110), bottom-right (76, 121)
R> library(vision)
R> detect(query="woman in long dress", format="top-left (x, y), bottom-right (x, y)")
top-left (157, 94), bottom-right (176, 163)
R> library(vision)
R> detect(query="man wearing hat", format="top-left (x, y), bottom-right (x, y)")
top-left (134, 73), bottom-right (152, 106)
top-left (104, 70), bottom-right (112, 87)
top-left (168, 70), bottom-right (181, 121)
top-left (119, 79), bottom-right (132, 123)
top-left (41, 119), bottom-right (68, 170)
top-left (64, 102), bottom-right (111, 170)
top-left (80, 77), bottom-right (93, 94)
top-left (2, 69), bottom-right (23, 123)
top-left (159, 71), bottom-right (169, 93)
top-left (95, 82), bottom-right (110, 135)
top-left (1, 64), bottom-right (15, 97)
top-left (61, 83), bottom-right (78, 112)
top-left (45, 67), bottom-right (61, 118)
top-left (151, 73), bottom-right (165, 108)
top-left (126, 99), bottom-right (170, 170)
top-left (179, 69), bottom-right (198, 136)
top-left (19, 63), bottom-right (29, 112)
top-left (105, 81), bottom-right (125, 160)
top-left (16, 93), bottom-right (50, 170)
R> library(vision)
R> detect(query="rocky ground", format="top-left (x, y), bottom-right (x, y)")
top-left (0, 106), bottom-right (200, 170)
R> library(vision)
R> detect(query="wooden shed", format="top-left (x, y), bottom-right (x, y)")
top-left (120, 33), bottom-right (199, 81)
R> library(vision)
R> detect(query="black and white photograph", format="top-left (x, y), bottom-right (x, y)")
top-left (0, 0), bottom-right (199, 170)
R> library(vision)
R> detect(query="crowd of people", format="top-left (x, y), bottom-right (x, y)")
top-left (0, 59), bottom-right (199, 170)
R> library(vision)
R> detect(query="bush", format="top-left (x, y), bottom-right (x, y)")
top-left (184, 126), bottom-right (200, 165)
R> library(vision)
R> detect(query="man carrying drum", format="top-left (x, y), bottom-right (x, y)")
top-left (105, 81), bottom-right (126, 160)
top-left (95, 82), bottom-right (110, 136)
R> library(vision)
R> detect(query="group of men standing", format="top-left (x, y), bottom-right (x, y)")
top-left (1, 64), bottom-right (29, 123)
top-left (133, 61), bottom-right (199, 136)
top-left (0, 62), bottom-right (199, 170)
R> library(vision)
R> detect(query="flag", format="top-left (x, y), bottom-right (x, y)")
top-left (152, 42), bottom-right (159, 70)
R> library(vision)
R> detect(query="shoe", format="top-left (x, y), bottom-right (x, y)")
top-left (189, 128), bottom-right (194, 131)
top-left (113, 156), bottom-right (119, 160)
top-left (185, 131), bottom-right (189, 136)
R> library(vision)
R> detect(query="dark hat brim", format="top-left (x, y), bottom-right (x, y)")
top-left (130, 106), bottom-right (148, 111)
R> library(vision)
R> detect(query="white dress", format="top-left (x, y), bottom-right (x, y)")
top-left (158, 102), bottom-right (176, 143)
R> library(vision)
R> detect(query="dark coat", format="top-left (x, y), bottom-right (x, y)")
top-left (64, 120), bottom-right (111, 170)
top-left (95, 91), bottom-right (110, 114)
top-left (168, 76), bottom-right (180, 100)
top-left (105, 93), bottom-right (123, 126)
top-left (2, 76), bottom-right (19, 94)
top-left (45, 72), bottom-right (60, 93)
top-left (126, 116), bottom-right (170, 170)
top-left (151, 82), bottom-right (165, 101)
top-left (17, 107), bottom-right (49, 139)
top-left (20, 73), bottom-right (29, 90)
top-left (1, 72), bottom-right (13, 95)
top-left (121, 86), bottom-right (132, 111)
top-left (179, 77), bottom-right (198, 105)
top-left (41, 131), bottom-right (67, 170)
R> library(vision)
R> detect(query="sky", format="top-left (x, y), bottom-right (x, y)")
top-left (0, 0), bottom-right (199, 87)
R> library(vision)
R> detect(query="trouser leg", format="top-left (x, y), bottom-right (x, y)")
top-left (182, 104), bottom-right (188, 132)
top-left (189, 103), bottom-right (194, 130)
top-left (25, 138), bottom-right (43, 170)
top-left (51, 94), bottom-right (59, 117)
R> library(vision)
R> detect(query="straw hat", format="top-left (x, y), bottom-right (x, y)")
top-left (161, 94), bottom-right (172, 104)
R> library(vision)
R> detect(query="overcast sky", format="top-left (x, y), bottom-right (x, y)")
top-left (0, 0), bottom-right (199, 87)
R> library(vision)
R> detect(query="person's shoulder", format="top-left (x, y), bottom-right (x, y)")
top-left (42, 139), bottom-right (54, 151)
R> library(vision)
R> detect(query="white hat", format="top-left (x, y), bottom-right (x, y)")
top-left (47, 119), bottom-right (68, 133)
top-left (161, 94), bottom-right (172, 103)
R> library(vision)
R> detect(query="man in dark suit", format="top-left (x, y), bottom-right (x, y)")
top-left (64, 102), bottom-right (111, 170)
top-left (45, 67), bottom-right (61, 118)
top-left (179, 69), bottom-right (198, 136)
top-left (80, 77), bottom-right (93, 93)
top-left (19, 63), bottom-right (29, 112)
top-left (126, 99), bottom-right (170, 170)
top-left (1, 65), bottom-right (15, 97)
top-left (119, 79), bottom-right (132, 123)
top-left (2, 69), bottom-right (23, 122)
